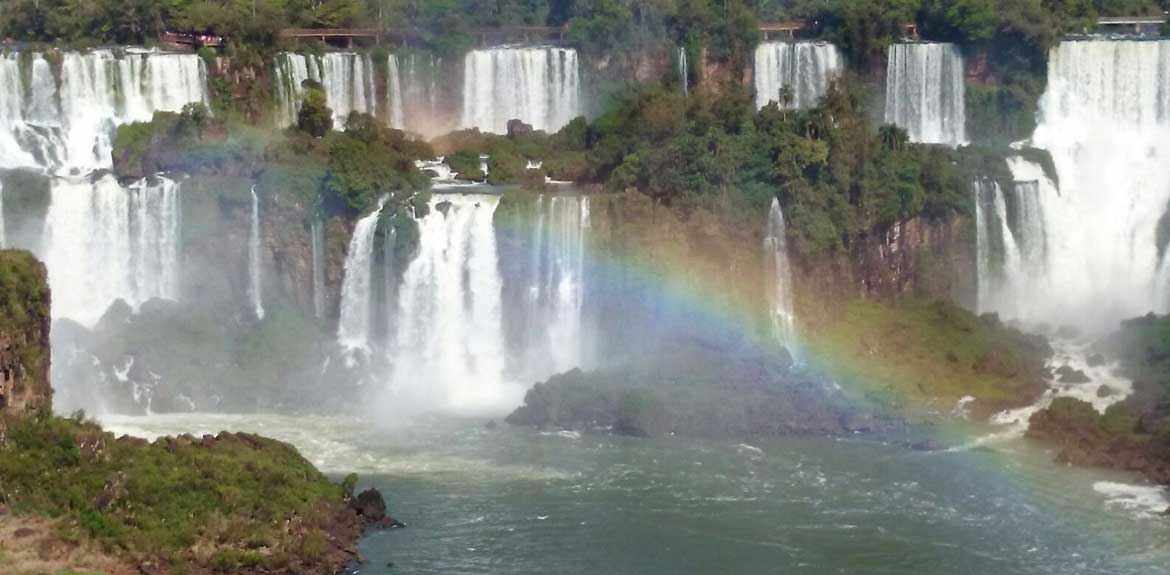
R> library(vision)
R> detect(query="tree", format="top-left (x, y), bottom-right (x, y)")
top-left (297, 80), bottom-right (333, 138)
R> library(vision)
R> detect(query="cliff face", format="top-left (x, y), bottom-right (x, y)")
top-left (795, 214), bottom-right (978, 315)
top-left (0, 250), bottom-right (52, 415)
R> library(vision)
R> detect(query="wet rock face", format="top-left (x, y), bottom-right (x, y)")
top-left (0, 250), bottom-right (52, 416)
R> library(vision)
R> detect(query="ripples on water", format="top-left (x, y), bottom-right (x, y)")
top-left (101, 413), bottom-right (1170, 575)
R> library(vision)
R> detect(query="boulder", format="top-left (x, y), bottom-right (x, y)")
top-left (1096, 385), bottom-right (1116, 398)
top-left (352, 488), bottom-right (405, 529)
top-left (506, 119), bottom-right (534, 137)
top-left (1055, 365), bottom-right (1091, 383)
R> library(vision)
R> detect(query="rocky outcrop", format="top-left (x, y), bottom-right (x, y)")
top-left (1028, 397), bottom-right (1170, 487)
top-left (0, 250), bottom-right (51, 415)
top-left (506, 336), bottom-right (895, 438)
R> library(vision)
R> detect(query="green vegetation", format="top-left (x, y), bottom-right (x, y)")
top-left (296, 80), bottom-right (333, 138)
top-left (0, 250), bottom-right (49, 338)
top-left (0, 411), bottom-right (362, 571)
top-left (803, 299), bottom-right (1051, 416)
top-left (487, 82), bottom-right (975, 257)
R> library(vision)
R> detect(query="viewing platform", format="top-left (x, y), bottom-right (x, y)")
top-left (1095, 15), bottom-right (1165, 35)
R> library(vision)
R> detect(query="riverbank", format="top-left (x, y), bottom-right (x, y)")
top-left (0, 411), bottom-right (395, 574)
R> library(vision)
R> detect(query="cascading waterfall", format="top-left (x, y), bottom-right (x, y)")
top-left (517, 195), bottom-right (591, 379)
top-left (249, 187), bottom-right (265, 320)
top-left (43, 175), bottom-right (181, 325)
top-left (311, 218), bottom-right (326, 319)
top-left (0, 48), bottom-right (202, 315)
top-left (274, 52), bottom-right (377, 129)
top-left (400, 53), bottom-right (446, 137)
top-left (884, 43), bottom-right (966, 146)
top-left (389, 194), bottom-right (515, 412)
top-left (977, 40), bottom-right (1170, 330)
top-left (386, 55), bottom-right (406, 130)
top-left (0, 49), bottom-right (208, 171)
top-left (754, 42), bottom-right (842, 110)
top-left (337, 198), bottom-right (386, 352)
top-left (460, 47), bottom-right (580, 134)
top-left (678, 47), bottom-right (689, 95)
top-left (764, 198), bottom-right (798, 356)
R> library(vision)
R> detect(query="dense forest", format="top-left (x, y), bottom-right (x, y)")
top-left (3, 0), bottom-right (1167, 58)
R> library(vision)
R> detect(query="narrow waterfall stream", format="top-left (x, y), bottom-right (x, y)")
top-left (248, 187), bottom-right (265, 320)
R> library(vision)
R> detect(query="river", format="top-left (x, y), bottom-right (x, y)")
top-left (102, 412), bottom-right (1170, 575)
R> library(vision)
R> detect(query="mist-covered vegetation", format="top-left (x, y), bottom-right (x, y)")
top-left (113, 99), bottom-right (433, 217)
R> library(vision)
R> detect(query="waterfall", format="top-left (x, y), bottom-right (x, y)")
top-left (311, 218), bottom-right (326, 319)
top-left (42, 175), bottom-right (181, 325)
top-left (974, 179), bottom-right (1025, 317)
top-left (678, 47), bottom-right (689, 95)
top-left (337, 198), bottom-right (387, 352)
top-left (764, 198), bottom-right (798, 356)
top-left (249, 187), bottom-right (265, 320)
top-left (0, 180), bottom-right (6, 248)
top-left (976, 40), bottom-right (1170, 330)
top-left (516, 195), bottom-right (591, 379)
top-left (754, 42), bottom-right (842, 110)
top-left (1, 49), bottom-right (208, 172)
top-left (884, 43), bottom-right (966, 146)
top-left (274, 53), bottom-right (378, 129)
top-left (390, 194), bottom-right (515, 413)
top-left (387, 55), bottom-right (406, 130)
top-left (382, 224), bottom-right (397, 342)
top-left (460, 47), bottom-right (580, 134)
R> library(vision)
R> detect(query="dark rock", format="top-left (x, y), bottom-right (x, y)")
top-left (506, 119), bottom-right (534, 137)
top-left (95, 471), bottom-right (128, 511)
top-left (910, 439), bottom-right (943, 452)
top-left (1086, 353), bottom-right (1105, 367)
top-left (435, 200), bottom-right (453, 216)
top-left (353, 488), bottom-right (387, 522)
top-left (1096, 385), bottom-right (1116, 398)
top-left (14, 527), bottom-right (36, 538)
top-left (1055, 365), bottom-right (1091, 383)
top-left (485, 419), bottom-right (498, 430)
